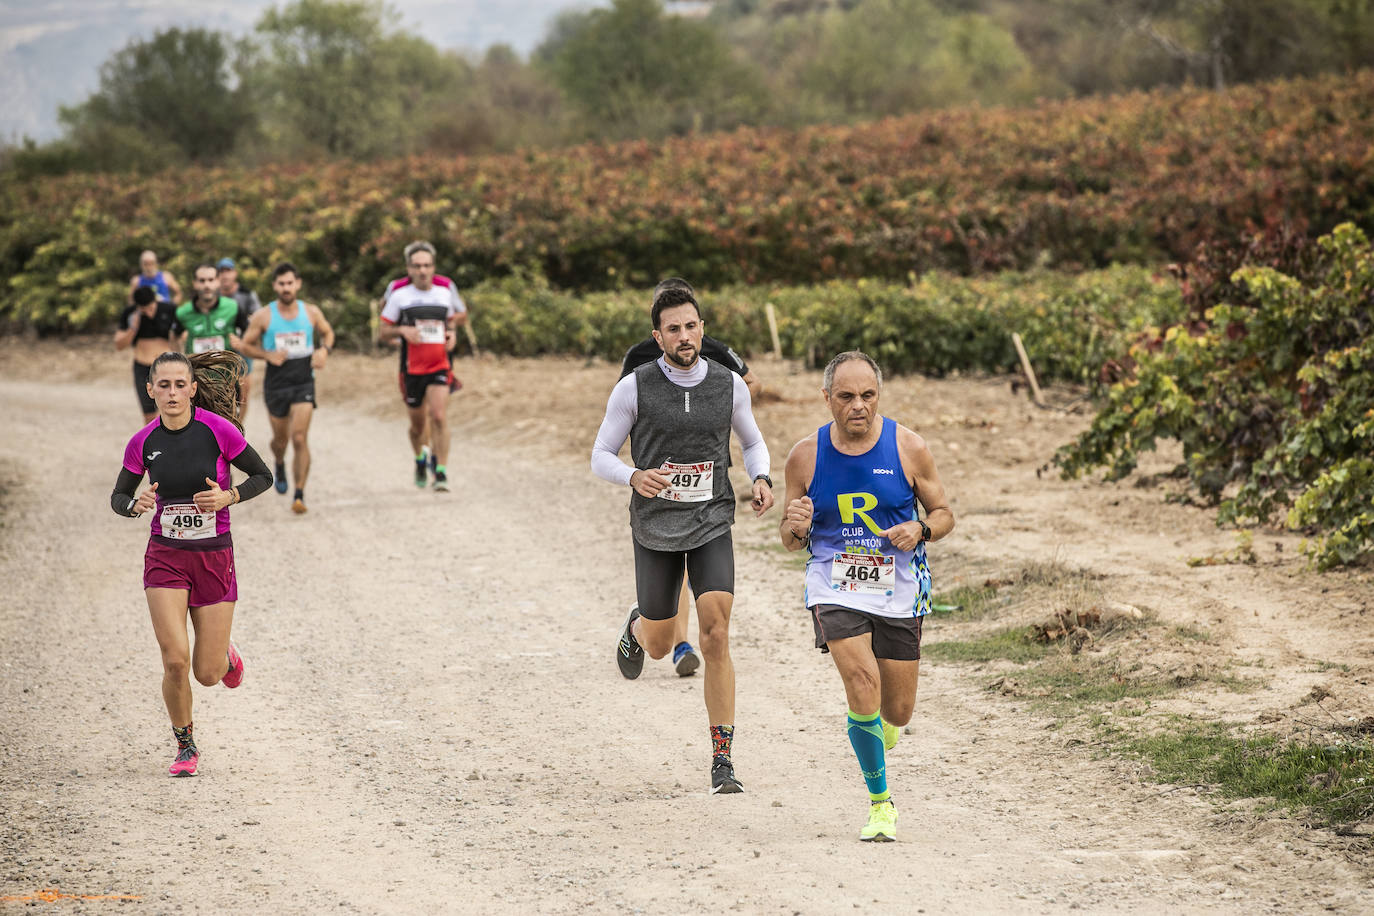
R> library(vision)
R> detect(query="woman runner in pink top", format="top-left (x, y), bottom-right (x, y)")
top-left (110, 351), bottom-right (273, 776)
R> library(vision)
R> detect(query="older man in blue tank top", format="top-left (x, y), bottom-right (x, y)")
top-left (780, 350), bottom-right (954, 843)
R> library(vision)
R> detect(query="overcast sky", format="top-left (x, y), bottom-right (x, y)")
top-left (0, 0), bottom-right (607, 142)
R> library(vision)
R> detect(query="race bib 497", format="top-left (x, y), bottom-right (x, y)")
top-left (657, 460), bottom-right (714, 503)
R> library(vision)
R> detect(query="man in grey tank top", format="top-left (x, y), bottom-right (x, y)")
top-left (591, 284), bottom-right (775, 795)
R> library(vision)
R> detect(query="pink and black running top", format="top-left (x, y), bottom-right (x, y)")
top-left (111, 407), bottom-right (273, 549)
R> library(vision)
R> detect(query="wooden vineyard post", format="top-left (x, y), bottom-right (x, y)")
top-left (765, 302), bottom-right (783, 359)
top-left (1012, 332), bottom-right (1046, 408)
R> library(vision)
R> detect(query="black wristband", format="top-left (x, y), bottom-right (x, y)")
top-left (918, 519), bottom-right (931, 543)
top-left (753, 474), bottom-right (772, 488)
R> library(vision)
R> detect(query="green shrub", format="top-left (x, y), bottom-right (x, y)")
top-left (1057, 223), bottom-right (1374, 569)
top-left (457, 264), bottom-right (1183, 386)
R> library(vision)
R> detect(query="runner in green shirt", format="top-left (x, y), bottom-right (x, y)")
top-left (175, 262), bottom-right (253, 420)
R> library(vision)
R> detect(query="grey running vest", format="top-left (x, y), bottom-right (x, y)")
top-left (629, 359), bottom-right (736, 551)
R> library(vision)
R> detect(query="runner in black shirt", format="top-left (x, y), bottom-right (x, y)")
top-left (115, 286), bottom-right (182, 423)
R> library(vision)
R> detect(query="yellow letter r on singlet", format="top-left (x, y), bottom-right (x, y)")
top-left (837, 491), bottom-right (880, 533)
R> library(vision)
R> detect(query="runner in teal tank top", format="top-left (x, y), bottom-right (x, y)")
top-left (239, 262), bottom-right (335, 514)
top-left (780, 350), bottom-right (954, 843)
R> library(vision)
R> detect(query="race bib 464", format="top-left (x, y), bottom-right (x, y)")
top-left (831, 552), bottom-right (895, 596)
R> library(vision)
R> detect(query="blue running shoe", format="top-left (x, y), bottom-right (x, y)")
top-left (274, 461), bottom-right (288, 494)
top-left (672, 641), bottom-right (700, 677)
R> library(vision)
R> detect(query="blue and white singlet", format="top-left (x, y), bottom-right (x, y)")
top-left (803, 417), bottom-right (932, 618)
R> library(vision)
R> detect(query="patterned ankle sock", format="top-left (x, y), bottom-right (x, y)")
top-left (172, 723), bottom-right (195, 750)
top-left (847, 709), bottom-right (889, 802)
top-left (710, 724), bottom-right (734, 763)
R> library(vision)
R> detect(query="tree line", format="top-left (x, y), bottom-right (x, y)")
top-left (4, 0), bottom-right (1373, 178)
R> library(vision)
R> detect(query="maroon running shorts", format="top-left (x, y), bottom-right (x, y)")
top-left (143, 541), bottom-right (237, 607)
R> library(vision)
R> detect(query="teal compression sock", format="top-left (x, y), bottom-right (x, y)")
top-left (847, 709), bottom-right (889, 802)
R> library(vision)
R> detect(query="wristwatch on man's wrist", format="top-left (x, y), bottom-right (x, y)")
top-left (917, 519), bottom-right (932, 543)
top-left (753, 474), bottom-right (773, 488)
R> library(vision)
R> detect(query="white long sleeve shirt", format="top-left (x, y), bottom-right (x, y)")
top-left (591, 357), bottom-right (770, 486)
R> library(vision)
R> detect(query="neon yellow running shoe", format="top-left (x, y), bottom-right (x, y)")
top-left (860, 800), bottom-right (898, 842)
top-left (882, 719), bottom-right (900, 751)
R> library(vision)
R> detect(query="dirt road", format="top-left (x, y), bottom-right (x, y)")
top-left (2, 341), bottom-right (1370, 913)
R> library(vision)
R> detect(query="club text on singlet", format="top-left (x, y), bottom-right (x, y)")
top-left (803, 417), bottom-right (932, 618)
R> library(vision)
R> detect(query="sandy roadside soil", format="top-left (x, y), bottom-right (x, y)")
top-left (1, 338), bottom-right (1370, 914)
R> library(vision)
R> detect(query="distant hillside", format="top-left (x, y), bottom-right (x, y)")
top-left (0, 0), bottom-right (605, 142)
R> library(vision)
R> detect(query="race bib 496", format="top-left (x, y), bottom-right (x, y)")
top-left (158, 503), bottom-right (217, 540)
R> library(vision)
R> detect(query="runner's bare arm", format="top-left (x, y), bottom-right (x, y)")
top-left (127, 275), bottom-right (139, 304)
top-left (310, 305), bottom-right (335, 369)
top-left (310, 304), bottom-right (335, 348)
top-left (164, 272), bottom-right (183, 303)
top-left (113, 315), bottom-right (138, 350)
top-left (377, 318), bottom-right (415, 344)
top-left (780, 435), bottom-right (817, 550)
top-left (896, 426), bottom-right (954, 543)
top-left (236, 310), bottom-right (273, 361)
top-left (451, 286), bottom-right (469, 328)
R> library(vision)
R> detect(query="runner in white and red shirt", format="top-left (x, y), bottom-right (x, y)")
top-left (377, 240), bottom-right (467, 492)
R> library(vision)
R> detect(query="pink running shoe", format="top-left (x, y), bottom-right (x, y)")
top-left (169, 744), bottom-right (199, 777)
top-left (222, 642), bottom-right (245, 689)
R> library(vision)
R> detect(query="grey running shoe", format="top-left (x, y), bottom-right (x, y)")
top-left (710, 757), bottom-right (744, 794)
top-left (616, 604), bottom-right (644, 679)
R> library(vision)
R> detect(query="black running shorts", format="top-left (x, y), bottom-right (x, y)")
top-left (133, 361), bottom-right (155, 415)
top-left (810, 604), bottom-right (924, 660)
top-left (264, 380), bottom-right (315, 418)
top-left (398, 369), bottom-right (458, 408)
top-left (632, 531), bottom-right (734, 621)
